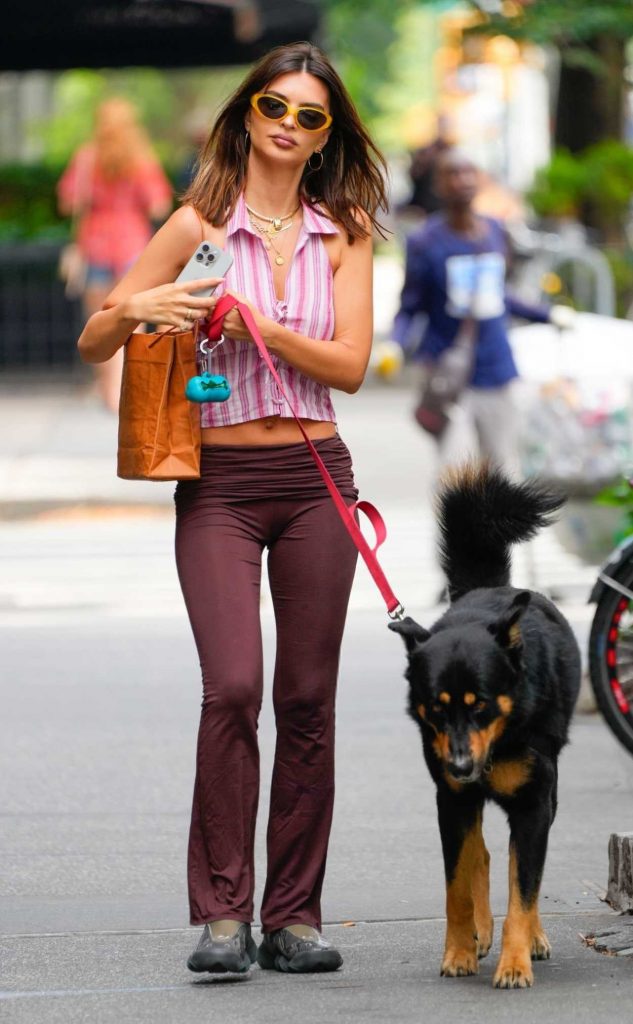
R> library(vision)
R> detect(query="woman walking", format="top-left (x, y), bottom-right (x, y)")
top-left (76, 43), bottom-right (387, 974)
top-left (58, 97), bottom-right (172, 412)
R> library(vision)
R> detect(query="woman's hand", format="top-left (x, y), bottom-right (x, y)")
top-left (217, 292), bottom-right (271, 342)
top-left (123, 278), bottom-right (224, 330)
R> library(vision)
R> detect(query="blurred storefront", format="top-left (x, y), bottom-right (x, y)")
top-left (434, 8), bottom-right (551, 192)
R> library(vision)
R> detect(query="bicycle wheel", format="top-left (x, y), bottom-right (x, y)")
top-left (588, 564), bottom-right (633, 756)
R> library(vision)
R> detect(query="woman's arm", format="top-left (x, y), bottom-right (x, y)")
top-left (138, 158), bottom-right (173, 222)
top-left (57, 147), bottom-right (90, 217)
top-left (221, 222), bottom-right (374, 394)
top-left (77, 206), bottom-right (222, 364)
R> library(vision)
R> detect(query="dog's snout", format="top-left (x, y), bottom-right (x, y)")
top-left (448, 755), bottom-right (474, 779)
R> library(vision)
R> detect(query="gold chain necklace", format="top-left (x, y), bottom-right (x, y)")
top-left (245, 202), bottom-right (299, 233)
top-left (247, 210), bottom-right (294, 266)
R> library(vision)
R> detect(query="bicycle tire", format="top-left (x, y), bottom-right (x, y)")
top-left (588, 563), bottom-right (633, 756)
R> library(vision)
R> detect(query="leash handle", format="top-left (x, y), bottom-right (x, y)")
top-left (207, 295), bottom-right (404, 619)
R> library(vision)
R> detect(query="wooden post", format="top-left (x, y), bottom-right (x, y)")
top-left (606, 833), bottom-right (633, 912)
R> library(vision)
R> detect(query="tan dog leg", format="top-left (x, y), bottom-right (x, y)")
top-left (494, 846), bottom-right (540, 988)
top-left (440, 818), bottom-right (480, 977)
top-left (472, 815), bottom-right (494, 959)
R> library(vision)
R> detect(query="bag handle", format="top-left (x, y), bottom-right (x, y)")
top-left (207, 294), bottom-right (404, 619)
top-left (142, 320), bottom-right (200, 350)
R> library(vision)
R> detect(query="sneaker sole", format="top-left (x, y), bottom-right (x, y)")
top-left (188, 938), bottom-right (258, 975)
top-left (257, 945), bottom-right (342, 973)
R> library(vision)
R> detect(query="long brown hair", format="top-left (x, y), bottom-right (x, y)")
top-left (182, 42), bottom-right (388, 241)
top-left (93, 97), bottom-right (154, 179)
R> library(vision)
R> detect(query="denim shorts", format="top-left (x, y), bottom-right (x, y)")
top-left (85, 261), bottom-right (134, 288)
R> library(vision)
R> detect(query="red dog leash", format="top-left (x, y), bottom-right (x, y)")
top-left (206, 294), bottom-right (404, 620)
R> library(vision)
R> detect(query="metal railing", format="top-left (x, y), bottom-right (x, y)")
top-left (507, 220), bottom-right (617, 317)
top-left (0, 241), bottom-right (84, 368)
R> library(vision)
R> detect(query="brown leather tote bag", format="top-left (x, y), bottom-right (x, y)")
top-left (117, 324), bottom-right (201, 481)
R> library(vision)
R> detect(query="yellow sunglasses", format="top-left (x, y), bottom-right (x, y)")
top-left (250, 92), bottom-right (332, 133)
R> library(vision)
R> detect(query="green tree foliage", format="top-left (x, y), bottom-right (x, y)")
top-left (320, 0), bottom-right (419, 124)
top-left (470, 0), bottom-right (633, 55)
top-left (528, 142), bottom-right (633, 307)
top-left (320, 0), bottom-right (451, 154)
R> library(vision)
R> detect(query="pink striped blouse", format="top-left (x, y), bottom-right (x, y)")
top-left (200, 193), bottom-right (338, 427)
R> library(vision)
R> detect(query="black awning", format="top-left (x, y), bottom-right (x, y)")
top-left (0, 0), bottom-right (322, 71)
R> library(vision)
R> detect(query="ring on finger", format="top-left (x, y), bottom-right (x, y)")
top-left (184, 308), bottom-right (194, 322)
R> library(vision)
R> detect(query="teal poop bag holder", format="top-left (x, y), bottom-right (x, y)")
top-left (185, 334), bottom-right (231, 403)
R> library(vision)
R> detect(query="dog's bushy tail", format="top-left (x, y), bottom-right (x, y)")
top-left (437, 463), bottom-right (565, 601)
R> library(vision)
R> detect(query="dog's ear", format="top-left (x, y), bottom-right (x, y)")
top-left (388, 616), bottom-right (430, 653)
top-left (488, 591), bottom-right (531, 650)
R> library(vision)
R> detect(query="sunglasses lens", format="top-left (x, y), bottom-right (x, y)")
top-left (297, 108), bottom-right (328, 131)
top-left (256, 95), bottom-right (287, 120)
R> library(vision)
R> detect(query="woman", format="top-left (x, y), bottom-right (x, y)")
top-left (76, 42), bottom-right (387, 975)
top-left (58, 97), bottom-right (172, 412)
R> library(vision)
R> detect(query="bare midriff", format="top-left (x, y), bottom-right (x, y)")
top-left (200, 416), bottom-right (337, 446)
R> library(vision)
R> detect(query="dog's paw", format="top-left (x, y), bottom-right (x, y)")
top-left (493, 956), bottom-right (533, 989)
top-left (476, 924), bottom-right (494, 959)
top-left (530, 929), bottom-right (551, 961)
top-left (441, 948), bottom-right (479, 977)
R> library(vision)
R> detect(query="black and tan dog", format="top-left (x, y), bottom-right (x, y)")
top-left (390, 464), bottom-right (581, 989)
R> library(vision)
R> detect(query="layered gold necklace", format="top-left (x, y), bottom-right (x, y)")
top-left (246, 202), bottom-right (300, 266)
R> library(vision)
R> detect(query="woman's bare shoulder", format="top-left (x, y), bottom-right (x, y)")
top-left (167, 204), bottom-right (206, 244)
top-left (330, 206), bottom-right (373, 242)
top-left (319, 206), bottom-right (372, 275)
top-left (171, 203), bottom-right (225, 246)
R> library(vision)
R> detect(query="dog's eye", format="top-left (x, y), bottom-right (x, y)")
top-left (474, 700), bottom-right (487, 714)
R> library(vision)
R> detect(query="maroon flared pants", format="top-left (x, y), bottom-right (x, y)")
top-left (174, 437), bottom-right (358, 932)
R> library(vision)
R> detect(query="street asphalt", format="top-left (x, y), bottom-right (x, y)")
top-left (1, 375), bottom-right (632, 1022)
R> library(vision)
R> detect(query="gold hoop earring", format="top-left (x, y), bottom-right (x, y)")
top-left (308, 150), bottom-right (324, 171)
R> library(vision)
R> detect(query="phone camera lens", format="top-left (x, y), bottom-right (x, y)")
top-left (202, 244), bottom-right (210, 252)
top-left (208, 253), bottom-right (216, 262)
top-left (196, 253), bottom-right (203, 261)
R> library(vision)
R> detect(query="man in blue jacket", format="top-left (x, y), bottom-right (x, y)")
top-left (391, 148), bottom-right (571, 473)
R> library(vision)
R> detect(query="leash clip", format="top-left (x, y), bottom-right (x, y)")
top-left (388, 603), bottom-right (406, 621)
top-left (199, 334), bottom-right (225, 373)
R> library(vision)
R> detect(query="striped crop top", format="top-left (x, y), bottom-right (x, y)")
top-left (200, 192), bottom-right (339, 428)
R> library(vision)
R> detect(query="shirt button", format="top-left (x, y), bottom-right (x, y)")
top-left (274, 301), bottom-right (288, 325)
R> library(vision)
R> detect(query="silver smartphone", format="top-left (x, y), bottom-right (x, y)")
top-left (175, 241), bottom-right (233, 297)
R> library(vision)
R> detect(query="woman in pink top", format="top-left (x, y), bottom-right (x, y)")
top-left (58, 98), bottom-right (172, 411)
top-left (76, 44), bottom-right (387, 974)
